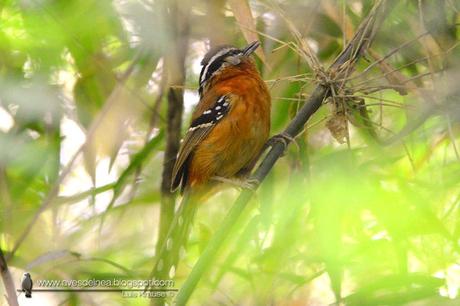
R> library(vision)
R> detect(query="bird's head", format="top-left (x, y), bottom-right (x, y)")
top-left (199, 41), bottom-right (261, 96)
top-left (23, 272), bottom-right (31, 278)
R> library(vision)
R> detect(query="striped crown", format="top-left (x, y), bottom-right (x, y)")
top-left (198, 45), bottom-right (241, 97)
top-left (198, 41), bottom-right (260, 97)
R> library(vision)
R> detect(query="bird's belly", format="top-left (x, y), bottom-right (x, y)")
top-left (189, 103), bottom-right (269, 183)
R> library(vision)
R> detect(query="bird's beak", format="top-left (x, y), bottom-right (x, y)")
top-left (242, 41), bottom-right (260, 56)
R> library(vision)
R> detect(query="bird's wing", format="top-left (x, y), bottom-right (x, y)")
top-left (22, 276), bottom-right (32, 291)
top-left (171, 95), bottom-right (231, 192)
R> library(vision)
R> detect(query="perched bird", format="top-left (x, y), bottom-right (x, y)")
top-left (153, 41), bottom-right (271, 281)
top-left (21, 272), bottom-right (33, 298)
top-left (171, 40), bottom-right (271, 193)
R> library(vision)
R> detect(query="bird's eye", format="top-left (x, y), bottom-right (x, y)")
top-left (225, 55), bottom-right (241, 65)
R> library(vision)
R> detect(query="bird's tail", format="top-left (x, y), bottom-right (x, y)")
top-left (151, 188), bottom-right (205, 282)
top-left (25, 291), bottom-right (32, 298)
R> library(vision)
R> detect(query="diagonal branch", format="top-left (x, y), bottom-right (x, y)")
top-left (175, 0), bottom-right (396, 304)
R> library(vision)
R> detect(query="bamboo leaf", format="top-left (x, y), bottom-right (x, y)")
top-left (228, 0), bottom-right (267, 65)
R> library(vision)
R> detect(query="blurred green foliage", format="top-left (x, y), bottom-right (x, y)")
top-left (0, 0), bottom-right (459, 305)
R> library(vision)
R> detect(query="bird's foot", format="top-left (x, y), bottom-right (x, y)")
top-left (266, 132), bottom-right (298, 151)
top-left (211, 176), bottom-right (259, 191)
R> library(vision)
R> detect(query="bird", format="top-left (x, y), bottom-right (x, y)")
top-left (21, 272), bottom-right (33, 298)
top-left (152, 41), bottom-right (271, 282)
top-left (171, 40), bottom-right (271, 193)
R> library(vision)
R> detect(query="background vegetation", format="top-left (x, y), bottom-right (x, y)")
top-left (0, 0), bottom-right (459, 305)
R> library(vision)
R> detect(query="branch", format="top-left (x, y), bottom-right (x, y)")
top-left (156, 0), bottom-right (190, 267)
top-left (0, 248), bottom-right (19, 306)
top-left (175, 0), bottom-right (395, 304)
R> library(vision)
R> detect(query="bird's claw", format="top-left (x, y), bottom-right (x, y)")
top-left (211, 176), bottom-right (259, 191)
top-left (241, 178), bottom-right (260, 190)
top-left (266, 132), bottom-right (298, 152)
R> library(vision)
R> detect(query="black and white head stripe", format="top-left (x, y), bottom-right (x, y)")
top-left (199, 46), bottom-right (237, 84)
top-left (189, 96), bottom-right (230, 132)
top-left (198, 41), bottom-right (261, 97)
top-left (199, 46), bottom-right (242, 96)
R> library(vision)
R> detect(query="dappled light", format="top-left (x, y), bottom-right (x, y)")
top-left (0, 0), bottom-right (459, 305)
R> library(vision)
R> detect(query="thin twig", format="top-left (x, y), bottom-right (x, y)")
top-left (126, 60), bottom-right (167, 204)
top-left (55, 183), bottom-right (115, 205)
